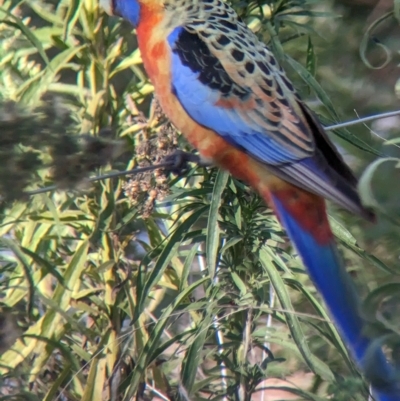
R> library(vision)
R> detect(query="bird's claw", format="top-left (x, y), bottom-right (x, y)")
top-left (163, 150), bottom-right (211, 175)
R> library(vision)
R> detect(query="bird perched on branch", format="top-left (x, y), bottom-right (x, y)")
top-left (100, 0), bottom-right (400, 398)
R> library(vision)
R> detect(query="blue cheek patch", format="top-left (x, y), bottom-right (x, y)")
top-left (114, 0), bottom-right (141, 26)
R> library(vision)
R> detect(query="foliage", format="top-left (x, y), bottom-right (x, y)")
top-left (0, 0), bottom-right (400, 400)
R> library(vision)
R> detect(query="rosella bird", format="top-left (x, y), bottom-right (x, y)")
top-left (100, 0), bottom-right (400, 398)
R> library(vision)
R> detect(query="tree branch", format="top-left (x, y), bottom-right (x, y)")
top-left (325, 109), bottom-right (400, 131)
top-left (25, 109), bottom-right (400, 197)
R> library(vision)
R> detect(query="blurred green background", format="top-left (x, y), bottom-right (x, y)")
top-left (0, 0), bottom-right (400, 400)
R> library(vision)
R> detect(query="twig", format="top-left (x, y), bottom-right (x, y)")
top-left (24, 109), bottom-right (400, 197)
top-left (198, 242), bottom-right (228, 399)
top-left (25, 162), bottom-right (174, 196)
top-left (147, 383), bottom-right (170, 401)
top-left (260, 284), bottom-right (275, 401)
top-left (325, 109), bottom-right (400, 131)
top-left (353, 109), bottom-right (400, 150)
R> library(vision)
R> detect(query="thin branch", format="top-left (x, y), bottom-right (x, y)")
top-left (353, 109), bottom-right (400, 150)
top-left (25, 161), bottom-right (174, 196)
top-left (260, 284), bottom-right (275, 401)
top-left (325, 109), bottom-right (400, 131)
top-left (198, 242), bottom-right (228, 399)
top-left (24, 109), bottom-right (400, 197)
top-left (147, 383), bottom-right (170, 401)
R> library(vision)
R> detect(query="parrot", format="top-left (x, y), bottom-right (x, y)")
top-left (100, 0), bottom-right (400, 398)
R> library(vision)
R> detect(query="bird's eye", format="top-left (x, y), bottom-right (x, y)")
top-left (99, 0), bottom-right (114, 15)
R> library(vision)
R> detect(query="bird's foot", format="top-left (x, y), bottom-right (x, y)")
top-left (163, 150), bottom-right (212, 175)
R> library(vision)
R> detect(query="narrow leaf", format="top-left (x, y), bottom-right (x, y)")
top-left (259, 247), bottom-right (334, 381)
top-left (206, 170), bottom-right (229, 279)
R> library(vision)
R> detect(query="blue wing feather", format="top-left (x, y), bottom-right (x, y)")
top-left (168, 27), bottom-right (373, 220)
top-left (169, 38), bottom-right (298, 165)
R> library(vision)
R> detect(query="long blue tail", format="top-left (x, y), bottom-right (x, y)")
top-left (272, 194), bottom-right (400, 400)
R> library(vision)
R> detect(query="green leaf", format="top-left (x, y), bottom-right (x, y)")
top-left (62, 0), bottom-right (83, 40)
top-left (43, 364), bottom-right (73, 401)
top-left (0, 8), bottom-right (50, 65)
top-left (258, 246), bottom-right (334, 381)
top-left (306, 36), bottom-right (316, 77)
top-left (180, 244), bottom-right (199, 292)
top-left (181, 313), bottom-right (213, 395)
top-left (18, 45), bottom-right (85, 103)
top-left (231, 271), bottom-right (247, 296)
top-left (206, 169), bottom-right (229, 279)
top-left (19, 246), bottom-right (66, 286)
top-left (1, 238), bottom-right (36, 317)
top-left (266, 331), bottom-right (336, 387)
top-left (81, 352), bottom-right (107, 401)
top-left (395, 0), bottom-right (400, 23)
top-left (359, 11), bottom-right (393, 69)
top-left (261, 386), bottom-right (326, 401)
top-left (284, 277), bottom-right (356, 372)
top-left (285, 55), bottom-right (338, 119)
top-left (136, 206), bottom-right (208, 318)
top-left (358, 157), bottom-right (400, 213)
top-left (220, 236), bottom-right (242, 255)
top-left (364, 283), bottom-right (400, 319)
top-left (123, 277), bottom-right (209, 401)
top-left (330, 216), bottom-right (397, 274)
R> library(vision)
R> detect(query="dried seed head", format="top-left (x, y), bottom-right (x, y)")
top-left (123, 96), bottom-right (180, 218)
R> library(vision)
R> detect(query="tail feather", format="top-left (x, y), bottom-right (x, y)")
top-left (270, 191), bottom-right (400, 400)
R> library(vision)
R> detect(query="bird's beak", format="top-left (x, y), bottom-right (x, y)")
top-left (99, 0), bottom-right (114, 15)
